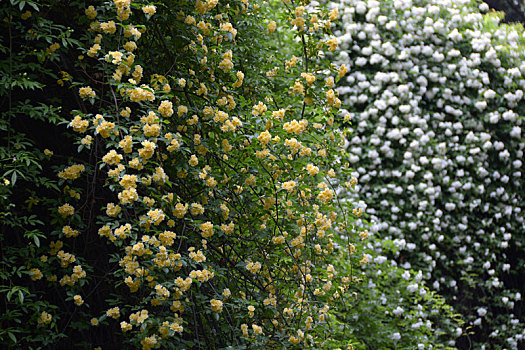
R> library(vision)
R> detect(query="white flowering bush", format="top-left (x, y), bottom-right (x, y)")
top-left (331, 0), bottom-right (525, 348)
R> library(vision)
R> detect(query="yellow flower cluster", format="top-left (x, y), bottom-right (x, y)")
top-left (130, 309), bottom-right (149, 324)
top-left (189, 269), bottom-right (214, 282)
top-left (126, 85), bottom-right (155, 102)
top-left (58, 203), bottom-right (75, 218)
top-left (199, 221), bottom-right (214, 238)
top-left (38, 311), bottom-right (52, 326)
top-left (210, 299), bottom-right (223, 313)
top-left (94, 115), bottom-right (116, 138)
top-left (73, 295), bottom-right (84, 306)
top-left (245, 261), bottom-right (261, 274)
top-left (30, 268), bottom-right (43, 280)
top-left (189, 249), bottom-right (206, 263)
top-left (283, 119), bottom-right (308, 134)
top-left (62, 225), bottom-right (79, 238)
top-left (70, 115), bottom-right (89, 133)
top-left (79, 87), bottom-right (96, 99)
top-left (102, 150), bottom-right (123, 165)
top-left (142, 5), bottom-right (156, 16)
top-left (58, 164), bottom-right (85, 180)
top-left (219, 50), bottom-right (233, 72)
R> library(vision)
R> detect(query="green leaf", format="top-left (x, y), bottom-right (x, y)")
top-left (27, 1), bottom-right (39, 11)
top-left (8, 332), bottom-right (16, 343)
top-left (10, 171), bottom-right (17, 185)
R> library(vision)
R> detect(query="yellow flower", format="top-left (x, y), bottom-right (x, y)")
top-left (318, 188), bottom-right (334, 203)
top-left (79, 87), bottom-right (95, 99)
top-left (210, 299), bottom-right (223, 313)
top-left (232, 71), bottom-right (244, 88)
top-left (106, 307), bottom-right (120, 319)
top-left (100, 21), bottom-right (116, 34)
top-left (38, 312), bottom-right (52, 326)
top-left (73, 295), bottom-right (84, 306)
top-left (241, 324), bottom-right (248, 337)
top-left (30, 268), bottom-right (43, 281)
top-left (200, 221), bottom-right (214, 238)
top-left (124, 41), bottom-right (137, 52)
top-left (283, 119), bottom-right (308, 134)
top-left (281, 180), bottom-right (296, 193)
top-left (58, 203), bottom-right (75, 218)
top-left (102, 150), bottom-right (123, 165)
top-left (62, 225), bottom-right (79, 238)
top-left (91, 318), bottom-right (99, 326)
top-left (85, 5), bottom-right (97, 19)
top-left (189, 155), bottom-right (199, 166)
top-left (338, 64), bottom-right (349, 79)
top-left (252, 324), bottom-right (263, 335)
top-left (268, 21), bottom-right (276, 34)
top-left (121, 321), bottom-right (132, 332)
top-left (326, 38), bottom-right (338, 52)
top-left (87, 44), bottom-right (101, 57)
top-left (329, 8), bottom-right (339, 20)
top-left (58, 164), bottom-right (85, 180)
top-left (142, 5), bottom-right (156, 16)
top-left (158, 100), bottom-right (174, 117)
top-left (306, 164), bottom-right (319, 176)
top-left (173, 203), bottom-right (188, 218)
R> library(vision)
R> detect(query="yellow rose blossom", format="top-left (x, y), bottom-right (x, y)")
top-left (85, 6), bottom-right (97, 19)
top-left (282, 180), bottom-right (296, 192)
top-left (81, 135), bottom-right (93, 146)
top-left (87, 44), bottom-right (101, 57)
top-left (189, 155), bottom-right (199, 166)
top-left (121, 321), bottom-right (132, 332)
top-left (100, 21), bottom-right (116, 34)
top-left (200, 221), bottom-right (214, 238)
top-left (306, 164), bottom-right (319, 176)
top-left (73, 295), bottom-right (84, 306)
top-left (58, 203), bottom-right (75, 218)
top-left (142, 5), bottom-right (156, 16)
top-left (124, 41), bottom-right (137, 52)
top-left (210, 299), bottom-right (223, 312)
top-left (58, 164), bottom-right (85, 180)
top-left (102, 150), bottom-right (123, 165)
top-left (79, 87), bottom-right (95, 99)
top-left (173, 203), bottom-right (188, 218)
top-left (252, 324), bottom-right (263, 335)
top-left (30, 268), bottom-right (43, 281)
top-left (106, 307), bottom-right (120, 319)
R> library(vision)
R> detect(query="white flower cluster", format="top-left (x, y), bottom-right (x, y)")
top-left (332, 0), bottom-right (525, 348)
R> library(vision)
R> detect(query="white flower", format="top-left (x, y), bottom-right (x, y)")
top-left (477, 307), bottom-right (487, 317)
top-left (407, 283), bottom-right (418, 293)
top-left (355, 1), bottom-right (367, 14)
top-left (510, 126), bottom-right (521, 138)
top-left (479, 3), bottom-right (489, 12)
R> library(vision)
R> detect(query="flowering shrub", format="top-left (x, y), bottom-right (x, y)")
top-left (331, 0), bottom-right (525, 348)
top-left (60, 0), bottom-right (371, 348)
top-left (1, 0), bottom-right (464, 348)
